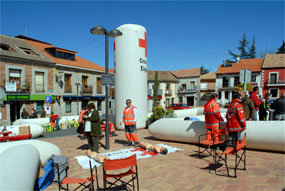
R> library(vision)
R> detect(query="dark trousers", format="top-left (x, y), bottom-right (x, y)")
top-left (227, 131), bottom-right (242, 147)
top-left (86, 132), bottom-right (99, 152)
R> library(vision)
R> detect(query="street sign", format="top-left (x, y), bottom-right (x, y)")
top-left (101, 74), bottom-right (114, 86)
top-left (45, 96), bottom-right (52, 103)
top-left (240, 69), bottom-right (251, 84)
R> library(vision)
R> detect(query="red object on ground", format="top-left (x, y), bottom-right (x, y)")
top-left (0, 131), bottom-right (12, 137)
top-left (0, 134), bottom-right (32, 142)
top-left (167, 103), bottom-right (192, 110)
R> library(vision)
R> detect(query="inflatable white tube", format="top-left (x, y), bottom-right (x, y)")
top-left (0, 144), bottom-right (40, 191)
top-left (148, 118), bottom-right (285, 152)
top-left (115, 24), bottom-right (148, 130)
top-left (0, 140), bottom-right (61, 166)
top-left (0, 124), bottom-right (43, 138)
top-left (173, 108), bottom-right (227, 118)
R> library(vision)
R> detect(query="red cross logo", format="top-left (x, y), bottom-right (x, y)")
top-left (139, 32), bottom-right (147, 57)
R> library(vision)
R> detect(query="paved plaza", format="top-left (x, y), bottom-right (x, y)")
top-left (43, 128), bottom-right (285, 191)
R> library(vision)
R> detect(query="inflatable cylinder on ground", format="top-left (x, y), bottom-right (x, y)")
top-left (114, 24), bottom-right (147, 130)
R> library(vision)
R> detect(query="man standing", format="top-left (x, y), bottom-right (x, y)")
top-left (120, 99), bottom-right (139, 147)
top-left (40, 107), bottom-right (47, 118)
top-left (226, 92), bottom-right (246, 151)
top-left (240, 90), bottom-right (255, 120)
top-left (271, 92), bottom-right (285, 120)
top-left (250, 87), bottom-right (264, 120)
top-left (21, 108), bottom-right (29, 119)
top-left (203, 93), bottom-right (223, 141)
top-left (259, 93), bottom-right (271, 121)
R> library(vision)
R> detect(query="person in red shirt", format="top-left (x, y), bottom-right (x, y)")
top-left (250, 87), bottom-right (264, 120)
top-left (226, 92), bottom-right (246, 150)
top-left (50, 112), bottom-right (60, 130)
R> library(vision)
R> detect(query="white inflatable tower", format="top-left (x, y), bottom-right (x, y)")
top-left (114, 24), bottom-right (147, 130)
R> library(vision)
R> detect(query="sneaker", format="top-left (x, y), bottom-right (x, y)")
top-left (133, 141), bottom-right (140, 147)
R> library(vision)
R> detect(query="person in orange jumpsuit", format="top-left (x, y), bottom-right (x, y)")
top-left (204, 93), bottom-right (224, 141)
top-left (77, 108), bottom-right (88, 139)
top-left (101, 119), bottom-right (118, 137)
top-left (226, 92), bottom-right (246, 150)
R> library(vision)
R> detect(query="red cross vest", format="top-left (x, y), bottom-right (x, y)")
top-left (123, 106), bottom-right (136, 125)
top-left (204, 99), bottom-right (222, 130)
top-left (226, 99), bottom-right (246, 132)
top-left (78, 109), bottom-right (87, 123)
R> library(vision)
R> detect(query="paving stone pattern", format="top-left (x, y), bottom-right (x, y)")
top-left (44, 129), bottom-right (285, 191)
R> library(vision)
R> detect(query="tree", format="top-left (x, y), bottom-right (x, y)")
top-left (200, 66), bottom-right (209, 75)
top-left (249, 37), bottom-right (256, 58)
top-left (228, 33), bottom-right (250, 60)
top-left (277, 40), bottom-right (285, 54)
top-left (152, 71), bottom-right (159, 110)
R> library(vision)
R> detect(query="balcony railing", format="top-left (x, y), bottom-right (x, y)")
top-left (148, 89), bottom-right (163, 96)
top-left (65, 85), bottom-right (72, 93)
top-left (4, 81), bottom-right (31, 93)
top-left (178, 86), bottom-right (198, 93)
top-left (97, 86), bottom-right (102, 94)
top-left (266, 78), bottom-right (285, 86)
top-left (82, 85), bottom-right (93, 95)
top-left (217, 84), bottom-right (235, 90)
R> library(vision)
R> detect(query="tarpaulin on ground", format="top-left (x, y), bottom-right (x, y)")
top-left (75, 144), bottom-right (182, 169)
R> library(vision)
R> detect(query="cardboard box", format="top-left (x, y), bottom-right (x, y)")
top-left (19, 126), bottom-right (30, 135)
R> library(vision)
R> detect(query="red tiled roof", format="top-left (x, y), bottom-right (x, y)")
top-left (170, 68), bottom-right (200, 78)
top-left (201, 72), bottom-right (216, 80)
top-left (148, 70), bottom-right (178, 82)
top-left (17, 36), bottom-right (105, 72)
top-left (216, 58), bottom-right (264, 74)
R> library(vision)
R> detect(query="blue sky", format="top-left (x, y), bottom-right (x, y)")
top-left (1, 1), bottom-right (284, 72)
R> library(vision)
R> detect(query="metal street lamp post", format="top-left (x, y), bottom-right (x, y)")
top-left (75, 83), bottom-right (81, 115)
top-left (90, 26), bottom-right (122, 150)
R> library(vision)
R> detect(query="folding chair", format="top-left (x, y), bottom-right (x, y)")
top-left (103, 154), bottom-right (139, 191)
top-left (198, 127), bottom-right (227, 159)
top-left (215, 133), bottom-right (246, 178)
top-left (56, 160), bottom-right (99, 191)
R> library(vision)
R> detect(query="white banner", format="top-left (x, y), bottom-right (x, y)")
top-left (5, 82), bottom-right (17, 92)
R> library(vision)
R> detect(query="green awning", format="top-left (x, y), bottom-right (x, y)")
top-left (2, 94), bottom-right (55, 101)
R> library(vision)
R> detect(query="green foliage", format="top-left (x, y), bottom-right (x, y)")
top-left (235, 83), bottom-right (254, 91)
top-left (249, 37), bottom-right (256, 58)
top-left (200, 66), bottom-right (209, 75)
top-left (277, 40), bottom-right (285, 54)
top-left (152, 71), bottom-right (159, 110)
top-left (166, 108), bottom-right (174, 118)
top-left (151, 106), bottom-right (166, 121)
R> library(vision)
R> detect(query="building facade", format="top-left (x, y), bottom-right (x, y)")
top-left (147, 71), bottom-right (178, 111)
top-left (215, 58), bottom-right (264, 106)
top-left (0, 35), bottom-right (56, 125)
top-left (170, 68), bottom-right (201, 107)
top-left (262, 54), bottom-right (285, 99)
top-left (199, 73), bottom-right (216, 106)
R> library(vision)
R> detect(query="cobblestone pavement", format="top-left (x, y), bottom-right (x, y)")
top-left (44, 129), bottom-right (285, 191)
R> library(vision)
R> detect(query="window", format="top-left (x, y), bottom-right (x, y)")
top-left (190, 81), bottom-right (195, 89)
top-left (181, 84), bottom-right (186, 90)
top-left (218, 91), bottom-right (221, 99)
top-left (19, 47), bottom-right (38, 56)
top-left (45, 48), bottom-right (75, 60)
top-left (166, 83), bottom-right (170, 90)
top-left (222, 77), bottom-right (229, 87)
top-left (269, 88), bottom-right (279, 98)
top-left (82, 76), bottom-right (88, 87)
top-left (1, 44), bottom-right (16, 52)
top-left (35, 72), bottom-right (44, 92)
top-left (171, 98), bottom-right (174, 104)
top-left (200, 83), bottom-right (207, 90)
top-left (225, 91), bottom-right (229, 99)
top-left (251, 75), bottom-right (256, 82)
top-left (9, 69), bottom-right (21, 90)
top-left (36, 102), bottom-right (44, 115)
top-left (65, 100), bottom-right (71, 113)
top-left (269, 73), bottom-right (278, 84)
top-left (179, 97), bottom-right (183, 103)
top-left (97, 77), bottom-right (102, 94)
top-left (234, 76), bottom-right (240, 86)
top-left (64, 74), bottom-right (72, 93)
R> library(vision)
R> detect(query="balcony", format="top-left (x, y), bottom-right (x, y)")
top-left (148, 89), bottom-right (163, 96)
top-left (217, 83), bottom-right (235, 90)
top-left (178, 86), bottom-right (198, 94)
top-left (82, 85), bottom-right (93, 95)
top-left (165, 89), bottom-right (172, 96)
top-left (4, 81), bottom-right (31, 94)
top-left (65, 85), bottom-right (72, 93)
top-left (266, 78), bottom-right (285, 87)
top-left (97, 86), bottom-right (103, 94)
